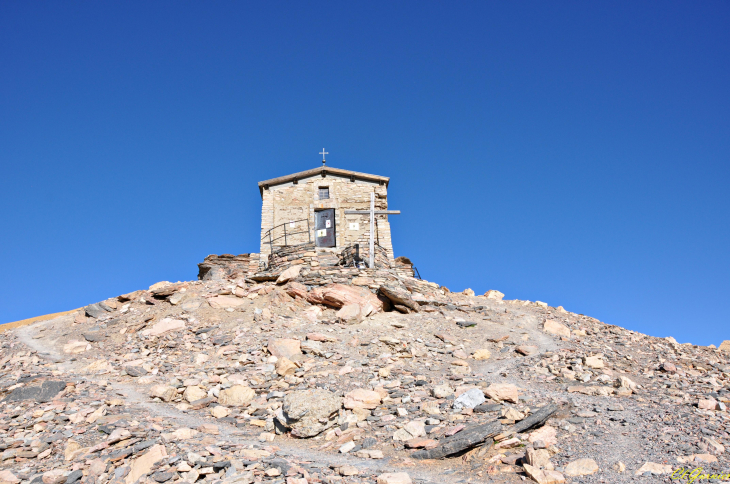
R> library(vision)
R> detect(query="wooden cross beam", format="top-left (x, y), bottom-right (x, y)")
top-left (344, 210), bottom-right (401, 215)
top-left (343, 192), bottom-right (401, 268)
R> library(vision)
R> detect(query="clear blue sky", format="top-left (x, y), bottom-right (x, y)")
top-left (1, 2), bottom-right (728, 345)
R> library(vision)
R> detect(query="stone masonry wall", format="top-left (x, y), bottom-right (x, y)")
top-left (197, 253), bottom-right (261, 280)
top-left (339, 244), bottom-right (391, 269)
top-left (259, 173), bottom-right (394, 261)
top-left (265, 243), bottom-right (340, 273)
top-left (265, 243), bottom-right (391, 273)
top-left (198, 243), bottom-right (415, 283)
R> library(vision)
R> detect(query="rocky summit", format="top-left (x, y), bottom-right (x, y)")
top-left (1, 270), bottom-right (729, 484)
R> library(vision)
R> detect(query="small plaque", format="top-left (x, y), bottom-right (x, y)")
top-left (289, 221), bottom-right (296, 228)
top-left (349, 222), bottom-right (359, 231)
top-left (316, 229), bottom-right (327, 237)
top-left (325, 220), bottom-right (331, 228)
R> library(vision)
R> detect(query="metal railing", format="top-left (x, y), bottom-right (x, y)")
top-left (261, 218), bottom-right (311, 251)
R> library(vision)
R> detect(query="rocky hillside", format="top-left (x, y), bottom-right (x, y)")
top-left (1, 269), bottom-right (729, 484)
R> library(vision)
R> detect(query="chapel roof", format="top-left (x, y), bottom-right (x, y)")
top-left (257, 166), bottom-right (389, 197)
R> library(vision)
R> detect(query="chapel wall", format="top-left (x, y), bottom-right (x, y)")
top-left (259, 173), bottom-right (394, 261)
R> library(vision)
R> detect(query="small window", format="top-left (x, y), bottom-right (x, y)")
top-left (318, 187), bottom-right (330, 200)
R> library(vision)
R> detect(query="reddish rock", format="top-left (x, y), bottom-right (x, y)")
top-left (285, 282), bottom-right (308, 299)
top-left (405, 438), bottom-right (439, 449)
top-left (698, 399), bottom-right (718, 410)
top-left (343, 389), bottom-right (382, 409)
top-left (208, 296), bottom-right (246, 309)
top-left (306, 332), bottom-right (338, 342)
top-left (276, 265), bottom-right (303, 284)
top-left (516, 345), bottom-right (539, 356)
top-left (306, 284), bottom-right (383, 312)
top-left (268, 338), bottom-right (302, 358)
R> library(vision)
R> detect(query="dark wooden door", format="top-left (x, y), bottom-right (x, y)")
top-left (315, 209), bottom-right (336, 247)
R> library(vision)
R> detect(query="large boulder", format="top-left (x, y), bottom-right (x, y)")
top-left (584, 355), bottom-right (604, 368)
top-left (523, 464), bottom-right (565, 484)
top-left (376, 473), bottom-right (412, 484)
top-left (150, 284), bottom-right (180, 298)
top-left (207, 296), bottom-right (246, 310)
top-left (525, 449), bottom-right (553, 469)
top-left (218, 385), bottom-right (255, 407)
top-left (268, 338), bottom-right (302, 359)
top-left (634, 462), bottom-right (673, 476)
top-left (4, 381), bottom-right (66, 403)
top-left (142, 318), bottom-right (186, 337)
top-left (528, 425), bottom-right (557, 446)
top-left (303, 306), bottom-right (322, 322)
top-left (431, 384), bottom-right (453, 398)
top-left (452, 388), bottom-right (486, 410)
top-left (183, 386), bottom-right (207, 403)
top-left (564, 459), bottom-right (599, 477)
top-left (377, 285), bottom-right (419, 313)
top-left (343, 389), bottom-right (382, 409)
top-left (614, 376), bottom-right (637, 394)
top-left (306, 284), bottom-right (383, 312)
top-left (63, 341), bottom-right (90, 354)
top-left (276, 265), bottom-right (303, 284)
top-left (276, 357), bottom-right (298, 376)
top-left (149, 385), bottom-right (177, 402)
top-left (483, 290), bottom-right (505, 301)
top-left (485, 383), bottom-right (519, 403)
top-left (472, 349), bottom-right (492, 360)
top-left (197, 254), bottom-right (257, 281)
top-left (285, 282), bottom-right (308, 299)
top-left (336, 303), bottom-right (367, 323)
top-left (125, 444), bottom-right (168, 484)
top-left (0, 471), bottom-right (19, 484)
top-left (543, 320), bottom-right (571, 338)
top-left (84, 303), bottom-right (110, 319)
top-left (276, 389), bottom-right (341, 437)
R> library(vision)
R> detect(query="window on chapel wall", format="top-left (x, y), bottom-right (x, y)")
top-left (318, 187), bottom-right (330, 200)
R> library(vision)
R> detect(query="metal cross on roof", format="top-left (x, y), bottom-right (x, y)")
top-left (319, 148), bottom-right (329, 165)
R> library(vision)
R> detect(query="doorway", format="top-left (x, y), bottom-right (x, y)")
top-left (314, 209), bottom-right (336, 247)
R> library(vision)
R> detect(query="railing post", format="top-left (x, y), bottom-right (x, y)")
top-left (284, 223), bottom-right (287, 247)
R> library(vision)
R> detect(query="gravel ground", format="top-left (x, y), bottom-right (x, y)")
top-left (0, 272), bottom-right (727, 484)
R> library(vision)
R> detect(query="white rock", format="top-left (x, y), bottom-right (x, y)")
top-left (543, 320), bottom-right (571, 338)
top-left (63, 340), bottom-right (90, 354)
top-left (431, 384), bottom-right (454, 398)
top-left (339, 441), bottom-right (356, 453)
top-left (635, 462), bottom-right (673, 475)
top-left (376, 472), bottom-right (413, 484)
top-left (452, 388), bottom-right (485, 410)
top-left (142, 318), bottom-right (186, 336)
top-left (564, 458), bottom-right (599, 476)
top-left (484, 290), bottom-right (505, 300)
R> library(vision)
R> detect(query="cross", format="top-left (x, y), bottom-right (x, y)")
top-left (344, 192), bottom-right (401, 268)
top-left (319, 148), bottom-right (329, 165)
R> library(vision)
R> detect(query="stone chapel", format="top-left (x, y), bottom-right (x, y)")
top-left (197, 162), bottom-right (416, 281)
top-left (257, 164), bottom-right (395, 262)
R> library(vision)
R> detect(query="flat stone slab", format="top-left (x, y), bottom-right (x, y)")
top-left (85, 303), bottom-right (108, 319)
top-left (3, 380), bottom-right (66, 403)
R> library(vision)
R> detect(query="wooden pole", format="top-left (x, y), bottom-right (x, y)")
top-left (369, 191), bottom-right (375, 268)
